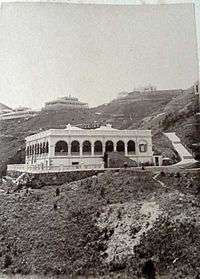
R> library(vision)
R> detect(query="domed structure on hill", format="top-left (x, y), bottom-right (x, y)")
top-left (44, 95), bottom-right (89, 110)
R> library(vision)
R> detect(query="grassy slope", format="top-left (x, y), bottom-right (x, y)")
top-left (0, 170), bottom-right (200, 278)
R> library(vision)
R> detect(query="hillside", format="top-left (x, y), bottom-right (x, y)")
top-left (91, 91), bottom-right (178, 129)
top-left (0, 87), bottom-right (198, 176)
top-left (138, 87), bottom-right (199, 158)
top-left (92, 88), bottom-right (199, 160)
top-left (0, 169), bottom-right (200, 278)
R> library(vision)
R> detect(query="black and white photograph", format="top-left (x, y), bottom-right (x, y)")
top-left (0, 0), bottom-right (200, 278)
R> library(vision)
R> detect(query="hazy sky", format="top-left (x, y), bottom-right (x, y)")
top-left (0, 0), bottom-right (199, 109)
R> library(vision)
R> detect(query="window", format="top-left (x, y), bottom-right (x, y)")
top-left (139, 143), bottom-right (147, 153)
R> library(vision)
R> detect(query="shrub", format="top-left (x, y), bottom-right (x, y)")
top-left (4, 255), bottom-right (12, 269)
top-left (56, 188), bottom-right (60, 196)
top-left (53, 203), bottom-right (58, 210)
top-left (160, 171), bottom-right (166, 177)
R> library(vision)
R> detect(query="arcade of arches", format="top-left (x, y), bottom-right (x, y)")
top-left (24, 124), bottom-right (154, 168)
top-left (53, 139), bottom-right (138, 156)
top-left (26, 139), bottom-right (148, 158)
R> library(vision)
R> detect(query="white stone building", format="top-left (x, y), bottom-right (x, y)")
top-left (24, 124), bottom-right (154, 170)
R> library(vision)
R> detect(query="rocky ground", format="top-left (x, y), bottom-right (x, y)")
top-left (0, 169), bottom-right (200, 278)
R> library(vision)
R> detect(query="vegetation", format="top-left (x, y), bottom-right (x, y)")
top-left (0, 170), bottom-right (200, 278)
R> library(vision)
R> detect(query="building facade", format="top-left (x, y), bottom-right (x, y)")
top-left (25, 124), bottom-right (154, 170)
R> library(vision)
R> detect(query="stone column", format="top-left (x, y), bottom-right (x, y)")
top-left (114, 141), bottom-right (117, 152)
top-left (80, 142), bottom-right (83, 157)
top-left (125, 142), bottom-right (128, 156)
top-left (48, 138), bottom-right (55, 158)
top-left (102, 140), bottom-right (106, 154)
top-left (68, 141), bottom-right (71, 156)
top-left (91, 142), bottom-right (94, 156)
top-left (136, 140), bottom-right (140, 155)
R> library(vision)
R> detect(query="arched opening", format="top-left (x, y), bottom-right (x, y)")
top-left (71, 140), bottom-right (80, 155)
top-left (46, 142), bottom-right (49, 154)
top-left (55, 141), bottom-right (68, 156)
top-left (29, 145), bottom-right (32, 155)
top-left (127, 140), bottom-right (136, 154)
top-left (105, 140), bottom-right (114, 153)
top-left (82, 140), bottom-right (91, 155)
top-left (116, 140), bottom-right (125, 153)
top-left (94, 140), bottom-right (103, 155)
top-left (40, 143), bottom-right (43, 154)
top-left (35, 144), bottom-right (38, 155)
top-left (37, 143), bottom-right (40, 154)
top-left (42, 142), bottom-right (46, 154)
top-left (26, 146), bottom-right (29, 156)
top-left (139, 142), bottom-right (148, 153)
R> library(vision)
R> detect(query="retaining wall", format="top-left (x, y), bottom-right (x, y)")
top-left (7, 169), bottom-right (107, 188)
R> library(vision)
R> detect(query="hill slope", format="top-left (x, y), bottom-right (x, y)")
top-left (0, 87), bottom-right (198, 175)
top-left (0, 170), bottom-right (200, 278)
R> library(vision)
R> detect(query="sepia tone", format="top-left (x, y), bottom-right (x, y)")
top-left (0, 2), bottom-right (200, 279)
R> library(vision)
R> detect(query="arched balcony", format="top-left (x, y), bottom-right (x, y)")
top-left (127, 140), bottom-right (136, 154)
top-left (55, 140), bottom-right (68, 156)
top-left (105, 140), bottom-right (114, 153)
top-left (116, 140), bottom-right (125, 153)
top-left (94, 140), bottom-right (103, 155)
top-left (71, 140), bottom-right (80, 155)
top-left (82, 140), bottom-right (92, 155)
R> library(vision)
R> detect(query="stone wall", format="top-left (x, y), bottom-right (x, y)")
top-left (7, 169), bottom-right (106, 188)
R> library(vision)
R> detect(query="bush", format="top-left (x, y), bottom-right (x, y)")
top-left (160, 171), bottom-right (166, 177)
top-left (56, 188), bottom-right (60, 196)
top-left (53, 203), bottom-right (58, 210)
top-left (4, 255), bottom-right (12, 268)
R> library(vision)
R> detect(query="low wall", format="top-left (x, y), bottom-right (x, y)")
top-left (7, 169), bottom-right (106, 188)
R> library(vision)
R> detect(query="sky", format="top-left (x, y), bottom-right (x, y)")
top-left (0, 0), bottom-right (199, 109)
